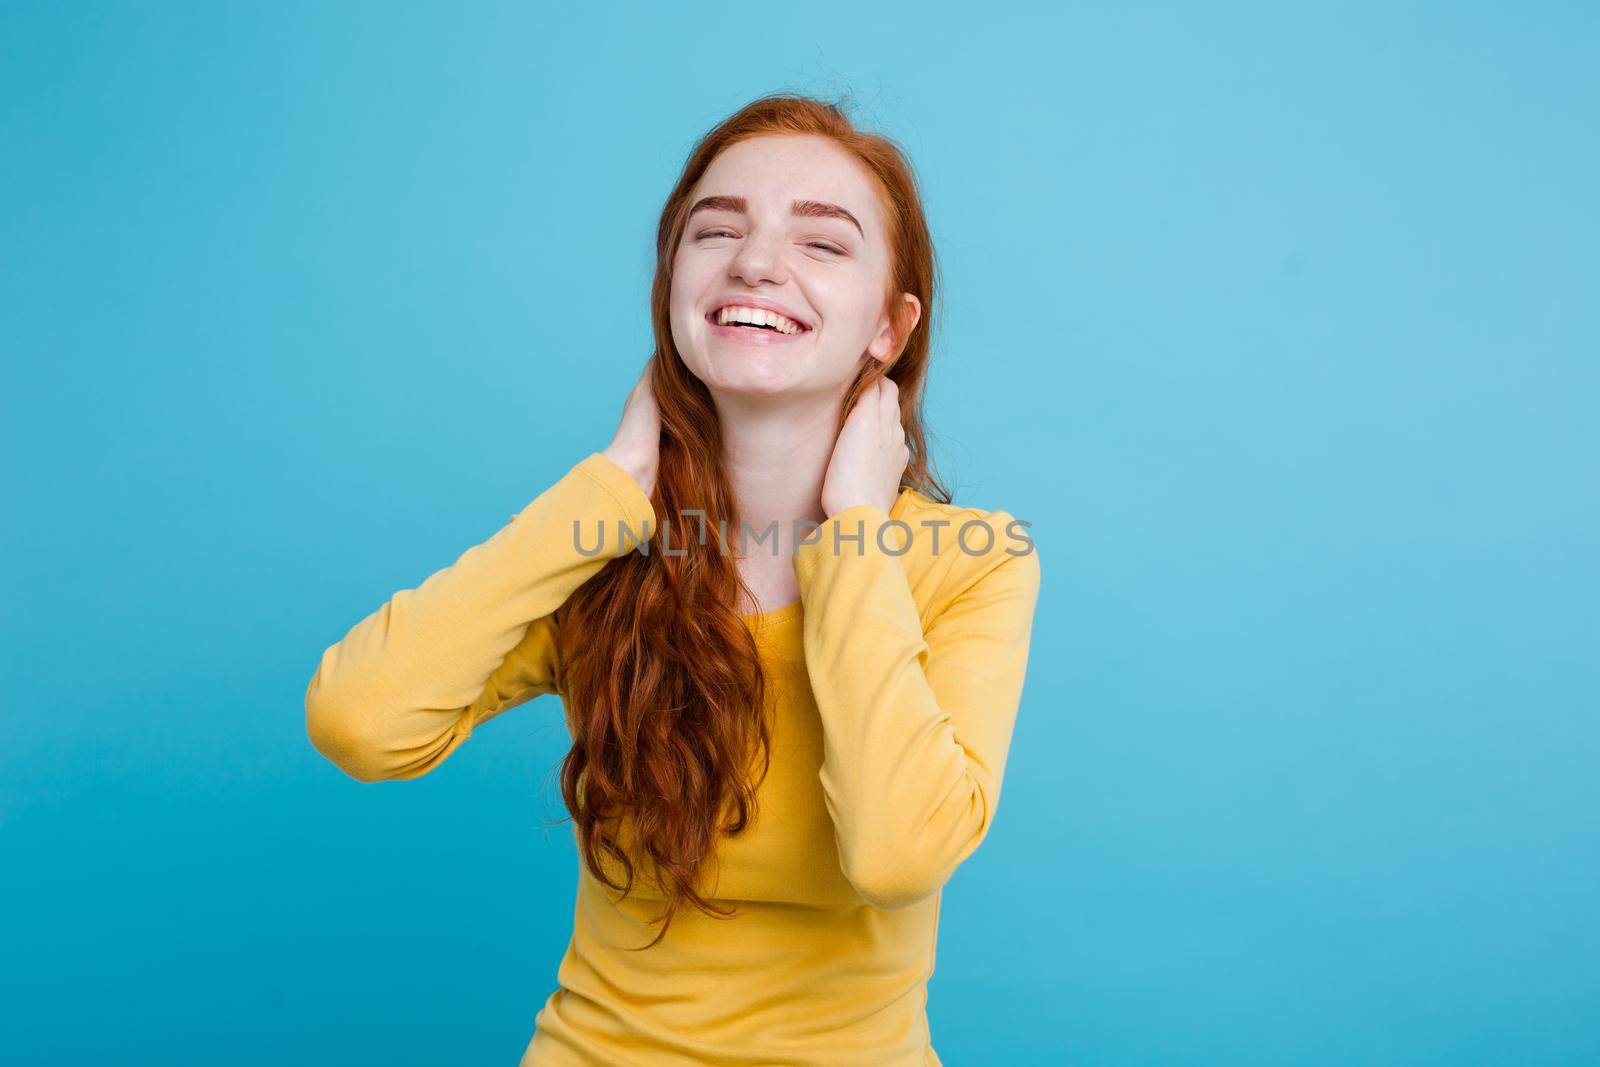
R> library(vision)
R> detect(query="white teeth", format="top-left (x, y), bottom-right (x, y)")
top-left (715, 305), bottom-right (805, 334)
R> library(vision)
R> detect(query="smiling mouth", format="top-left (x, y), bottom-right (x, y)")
top-left (704, 310), bottom-right (812, 335)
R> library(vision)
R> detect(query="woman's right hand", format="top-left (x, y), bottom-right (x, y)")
top-left (601, 361), bottom-right (661, 499)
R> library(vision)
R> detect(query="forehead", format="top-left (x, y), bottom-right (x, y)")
top-left (693, 134), bottom-right (886, 243)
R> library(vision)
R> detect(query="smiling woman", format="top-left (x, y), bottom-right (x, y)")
top-left (305, 91), bottom-right (1041, 1067)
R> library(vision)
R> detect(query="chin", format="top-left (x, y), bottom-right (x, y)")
top-left (686, 348), bottom-right (805, 394)
top-left (709, 371), bottom-right (802, 400)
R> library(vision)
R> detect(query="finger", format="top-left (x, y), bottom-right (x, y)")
top-left (869, 383), bottom-right (888, 440)
top-left (880, 379), bottom-right (901, 436)
top-left (851, 380), bottom-right (883, 424)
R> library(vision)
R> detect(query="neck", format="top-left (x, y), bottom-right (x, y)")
top-left (714, 393), bottom-right (840, 554)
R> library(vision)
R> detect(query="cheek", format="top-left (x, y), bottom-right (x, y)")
top-left (667, 275), bottom-right (705, 364)
top-left (668, 256), bottom-right (690, 305)
top-left (669, 253), bottom-right (715, 314)
top-left (813, 282), bottom-right (877, 342)
top-left (667, 269), bottom-right (697, 328)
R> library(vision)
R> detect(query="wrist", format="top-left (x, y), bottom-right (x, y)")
top-left (821, 493), bottom-right (892, 519)
top-left (601, 444), bottom-right (657, 497)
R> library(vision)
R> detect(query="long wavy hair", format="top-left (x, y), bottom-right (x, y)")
top-left (551, 91), bottom-right (951, 949)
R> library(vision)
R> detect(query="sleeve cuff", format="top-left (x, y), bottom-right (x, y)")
top-left (573, 451), bottom-right (656, 532)
top-left (793, 504), bottom-right (913, 583)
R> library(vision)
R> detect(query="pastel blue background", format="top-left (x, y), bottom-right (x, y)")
top-left (3, 3), bottom-right (1595, 1064)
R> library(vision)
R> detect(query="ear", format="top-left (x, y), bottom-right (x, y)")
top-left (866, 292), bottom-right (924, 364)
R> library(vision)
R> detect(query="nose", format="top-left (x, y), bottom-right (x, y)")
top-left (727, 230), bottom-right (788, 288)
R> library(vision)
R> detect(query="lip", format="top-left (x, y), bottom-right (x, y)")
top-left (705, 295), bottom-right (814, 333)
top-left (705, 312), bottom-right (812, 345)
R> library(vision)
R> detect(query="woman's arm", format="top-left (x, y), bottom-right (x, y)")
top-left (304, 451), bottom-right (656, 783)
top-left (794, 505), bottom-right (1042, 910)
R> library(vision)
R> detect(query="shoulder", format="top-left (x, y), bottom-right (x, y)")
top-left (896, 488), bottom-right (1039, 564)
top-left (894, 488), bottom-right (1041, 608)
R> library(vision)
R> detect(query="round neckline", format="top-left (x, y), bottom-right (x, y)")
top-left (736, 489), bottom-right (919, 628)
top-left (742, 598), bottom-right (803, 625)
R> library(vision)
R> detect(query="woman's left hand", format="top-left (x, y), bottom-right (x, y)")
top-left (820, 377), bottom-right (910, 517)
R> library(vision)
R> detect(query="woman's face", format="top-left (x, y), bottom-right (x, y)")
top-left (669, 133), bottom-right (919, 401)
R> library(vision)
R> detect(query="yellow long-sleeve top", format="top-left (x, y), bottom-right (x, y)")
top-left (305, 452), bottom-right (1042, 1067)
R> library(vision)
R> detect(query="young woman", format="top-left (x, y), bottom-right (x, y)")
top-left (306, 93), bottom-right (1042, 1067)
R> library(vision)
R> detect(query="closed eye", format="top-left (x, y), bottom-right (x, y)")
top-left (695, 229), bottom-right (845, 256)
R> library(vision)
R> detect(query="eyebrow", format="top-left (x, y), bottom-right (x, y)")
top-left (687, 194), bottom-right (864, 239)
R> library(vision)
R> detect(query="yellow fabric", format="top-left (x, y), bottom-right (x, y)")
top-left (306, 451), bottom-right (1042, 1066)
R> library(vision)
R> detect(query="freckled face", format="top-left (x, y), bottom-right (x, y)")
top-left (669, 134), bottom-right (900, 399)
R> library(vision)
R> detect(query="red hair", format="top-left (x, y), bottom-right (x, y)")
top-left (552, 92), bottom-right (950, 949)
